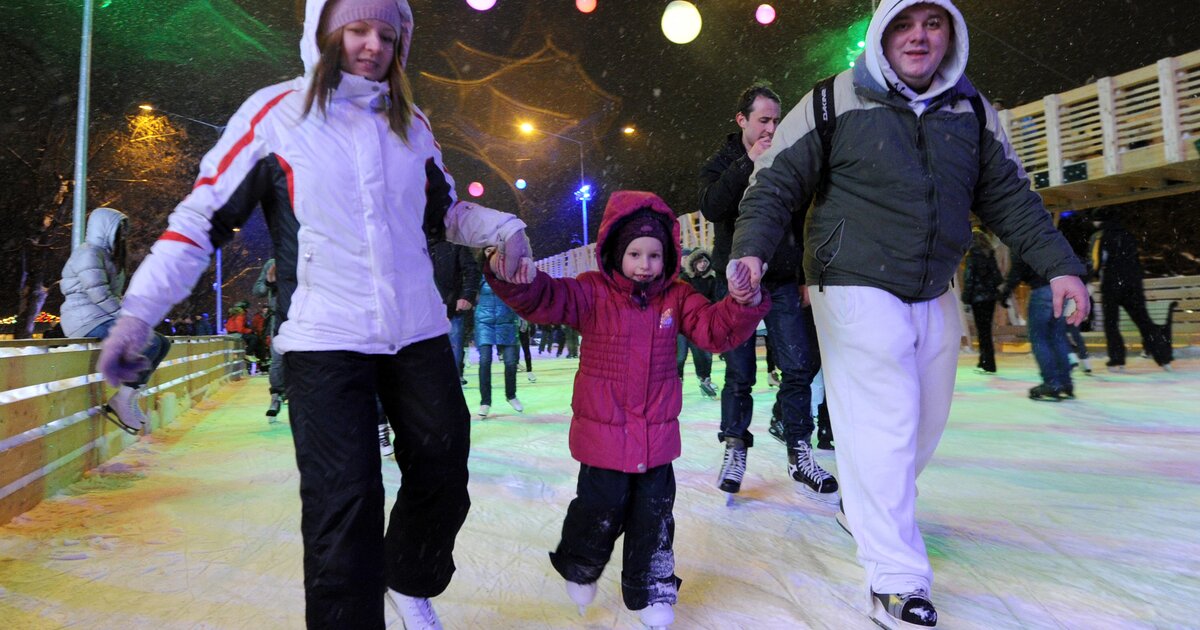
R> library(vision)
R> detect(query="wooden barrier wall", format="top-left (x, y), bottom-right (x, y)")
top-left (0, 336), bottom-right (244, 525)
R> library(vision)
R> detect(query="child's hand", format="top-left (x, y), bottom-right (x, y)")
top-left (488, 248), bottom-right (537, 284)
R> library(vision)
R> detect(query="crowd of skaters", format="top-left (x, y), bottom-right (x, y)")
top-left (47, 1), bottom-right (1186, 629)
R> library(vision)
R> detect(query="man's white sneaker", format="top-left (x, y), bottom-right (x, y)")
top-left (638, 602), bottom-right (674, 629)
top-left (565, 580), bottom-right (597, 616)
top-left (386, 589), bottom-right (443, 630)
top-left (478, 404), bottom-right (490, 418)
top-left (507, 397), bottom-right (524, 412)
top-left (105, 385), bottom-right (146, 435)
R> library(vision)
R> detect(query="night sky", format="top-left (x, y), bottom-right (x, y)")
top-left (2, 0), bottom-right (1198, 317)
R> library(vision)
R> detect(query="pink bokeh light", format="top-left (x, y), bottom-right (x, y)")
top-left (755, 4), bottom-right (776, 25)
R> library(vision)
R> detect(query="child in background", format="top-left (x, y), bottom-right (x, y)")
top-left (485, 191), bottom-right (768, 629)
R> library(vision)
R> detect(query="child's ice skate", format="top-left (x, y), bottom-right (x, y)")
top-left (639, 602), bottom-right (674, 629)
top-left (104, 385), bottom-right (146, 435)
top-left (565, 580), bottom-right (597, 616)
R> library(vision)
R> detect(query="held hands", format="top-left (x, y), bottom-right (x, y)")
top-left (488, 246), bottom-right (537, 285)
top-left (97, 316), bottom-right (152, 386)
top-left (726, 259), bottom-right (762, 307)
top-left (493, 228), bottom-right (535, 284)
top-left (1050, 275), bottom-right (1090, 326)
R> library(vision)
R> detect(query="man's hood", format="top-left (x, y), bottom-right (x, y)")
top-left (300, 0), bottom-right (414, 77)
top-left (84, 207), bottom-right (127, 252)
top-left (864, 0), bottom-right (969, 103)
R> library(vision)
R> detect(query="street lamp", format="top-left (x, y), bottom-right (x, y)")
top-left (518, 122), bottom-right (590, 246)
top-left (139, 103), bottom-right (227, 332)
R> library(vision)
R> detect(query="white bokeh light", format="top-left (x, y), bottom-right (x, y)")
top-left (661, 1), bottom-right (702, 45)
top-left (756, 4), bottom-right (776, 26)
top-left (465, 0), bottom-right (497, 11)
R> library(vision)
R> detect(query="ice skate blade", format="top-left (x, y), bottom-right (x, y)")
top-left (102, 407), bottom-right (141, 436)
top-left (835, 510), bottom-right (853, 538)
top-left (796, 485), bottom-right (840, 506)
top-left (724, 492), bottom-right (736, 507)
top-left (577, 605), bottom-right (587, 617)
top-left (870, 598), bottom-right (936, 629)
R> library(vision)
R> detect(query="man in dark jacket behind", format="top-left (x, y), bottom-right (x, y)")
top-left (699, 83), bottom-right (836, 503)
top-left (429, 238), bottom-right (480, 382)
top-left (728, 1), bottom-right (1090, 626)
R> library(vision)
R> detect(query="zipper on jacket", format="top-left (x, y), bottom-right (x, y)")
top-left (914, 114), bottom-right (938, 298)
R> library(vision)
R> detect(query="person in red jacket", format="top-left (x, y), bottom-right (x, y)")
top-left (485, 190), bottom-right (768, 629)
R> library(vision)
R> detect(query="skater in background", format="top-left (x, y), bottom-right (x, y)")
top-left (518, 318), bottom-right (537, 382)
top-left (728, 0), bottom-right (1089, 625)
top-left (94, 0), bottom-right (534, 626)
top-left (699, 83), bottom-right (833, 501)
top-left (485, 190), bottom-right (768, 629)
top-left (1003, 252), bottom-right (1076, 401)
top-left (676, 248), bottom-right (718, 398)
top-left (59, 207), bottom-right (171, 435)
top-left (1089, 211), bottom-right (1173, 370)
top-left (962, 226), bottom-right (1005, 373)
top-left (254, 258), bottom-right (287, 419)
top-left (475, 262), bottom-right (523, 417)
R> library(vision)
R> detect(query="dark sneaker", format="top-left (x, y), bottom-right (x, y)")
top-left (1028, 384), bottom-right (1064, 402)
top-left (871, 588), bottom-right (937, 628)
top-left (788, 440), bottom-right (838, 502)
top-left (717, 437), bottom-right (747, 493)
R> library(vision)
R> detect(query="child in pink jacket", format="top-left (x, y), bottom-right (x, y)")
top-left (485, 190), bottom-right (768, 628)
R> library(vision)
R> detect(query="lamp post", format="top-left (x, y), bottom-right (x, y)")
top-left (519, 123), bottom-right (591, 246)
top-left (139, 104), bottom-right (226, 331)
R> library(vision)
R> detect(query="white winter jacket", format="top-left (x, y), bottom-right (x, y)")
top-left (121, 0), bottom-right (525, 355)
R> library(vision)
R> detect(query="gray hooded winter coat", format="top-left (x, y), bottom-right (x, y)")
top-left (60, 207), bottom-right (128, 337)
top-left (731, 0), bottom-right (1084, 302)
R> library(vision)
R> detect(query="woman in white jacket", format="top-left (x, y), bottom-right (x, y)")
top-left (97, 1), bottom-right (533, 627)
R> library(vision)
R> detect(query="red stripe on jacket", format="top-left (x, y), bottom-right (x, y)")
top-left (159, 231), bottom-right (202, 248)
top-left (193, 89), bottom-right (294, 190)
top-left (276, 154), bottom-right (296, 209)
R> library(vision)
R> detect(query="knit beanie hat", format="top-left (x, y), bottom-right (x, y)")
top-left (613, 209), bottom-right (670, 261)
top-left (322, 0), bottom-right (405, 37)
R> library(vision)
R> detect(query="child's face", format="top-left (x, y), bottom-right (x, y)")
top-left (621, 236), bottom-right (664, 283)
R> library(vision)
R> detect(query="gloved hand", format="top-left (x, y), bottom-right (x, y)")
top-left (726, 259), bottom-right (762, 306)
top-left (97, 316), bottom-right (152, 386)
top-left (495, 228), bottom-right (534, 284)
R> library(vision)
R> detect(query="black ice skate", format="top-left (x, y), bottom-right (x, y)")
top-left (788, 440), bottom-right (838, 503)
top-left (717, 437), bottom-right (747, 494)
top-left (1028, 384), bottom-right (1065, 402)
top-left (871, 588), bottom-right (937, 629)
top-left (698, 378), bottom-right (717, 399)
top-left (767, 412), bottom-right (785, 444)
top-left (265, 393), bottom-right (283, 421)
top-left (815, 402), bottom-right (834, 450)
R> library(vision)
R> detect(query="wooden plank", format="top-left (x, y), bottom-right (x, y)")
top-left (0, 413), bottom-right (109, 490)
top-left (0, 383), bottom-right (104, 441)
top-left (1, 351), bottom-right (96, 392)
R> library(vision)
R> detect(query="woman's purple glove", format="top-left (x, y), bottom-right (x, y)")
top-left (97, 316), bottom-right (152, 386)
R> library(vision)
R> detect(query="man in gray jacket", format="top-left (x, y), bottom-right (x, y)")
top-left (729, 1), bottom-right (1089, 627)
top-left (60, 207), bottom-right (171, 434)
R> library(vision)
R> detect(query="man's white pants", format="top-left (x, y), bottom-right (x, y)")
top-left (810, 286), bottom-right (960, 597)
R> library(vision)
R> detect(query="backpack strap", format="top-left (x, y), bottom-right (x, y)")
top-left (812, 74), bottom-right (839, 173)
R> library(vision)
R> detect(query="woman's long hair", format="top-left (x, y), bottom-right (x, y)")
top-left (303, 16), bottom-right (415, 143)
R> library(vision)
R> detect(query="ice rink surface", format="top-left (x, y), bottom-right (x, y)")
top-left (1, 350), bottom-right (1197, 629)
